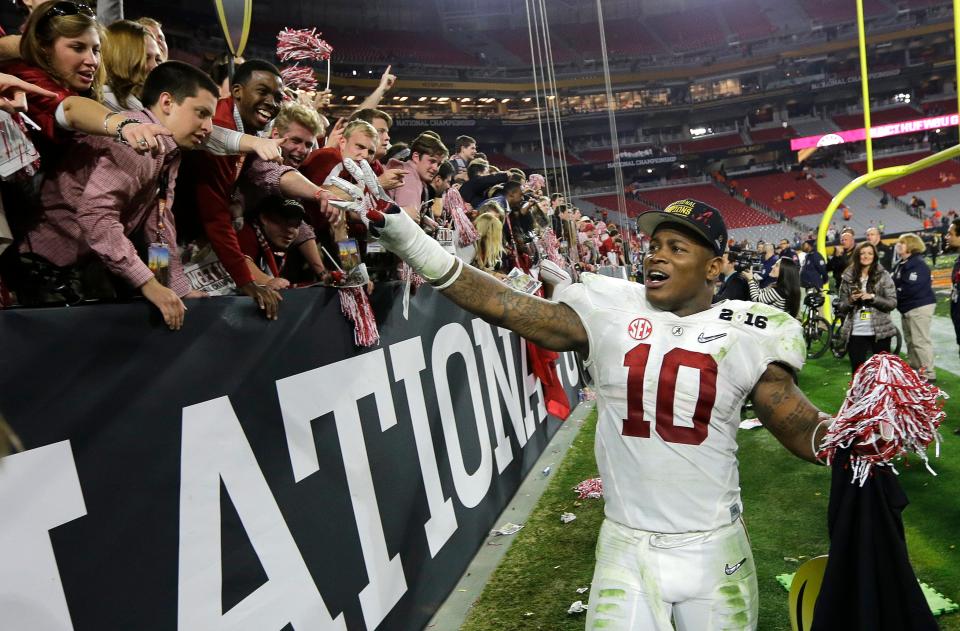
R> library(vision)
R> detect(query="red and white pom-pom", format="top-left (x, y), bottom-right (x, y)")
top-left (443, 188), bottom-right (480, 247)
top-left (276, 27), bottom-right (333, 62)
top-left (339, 286), bottom-right (379, 347)
top-left (280, 65), bottom-right (318, 92)
top-left (574, 477), bottom-right (603, 499)
top-left (540, 229), bottom-right (565, 267)
top-left (817, 352), bottom-right (947, 486)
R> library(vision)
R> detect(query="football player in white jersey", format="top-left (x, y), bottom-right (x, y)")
top-left (366, 198), bottom-right (830, 631)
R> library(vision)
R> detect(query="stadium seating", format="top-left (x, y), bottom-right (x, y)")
top-left (485, 152), bottom-right (532, 171)
top-left (721, 0), bottom-right (778, 41)
top-left (847, 152), bottom-right (960, 196)
top-left (320, 30), bottom-right (481, 66)
top-left (582, 194), bottom-right (656, 218)
top-left (645, 8), bottom-right (726, 52)
top-left (832, 105), bottom-right (921, 130)
top-left (921, 97), bottom-right (957, 115)
top-left (639, 184), bottom-right (779, 229)
top-left (797, 0), bottom-right (889, 24)
top-left (738, 172), bottom-right (833, 218)
top-left (669, 134), bottom-right (743, 154)
top-left (792, 168), bottom-right (923, 236)
top-left (749, 126), bottom-right (797, 143)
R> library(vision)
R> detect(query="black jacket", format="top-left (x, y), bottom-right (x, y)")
top-left (800, 250), bottom-right (828, 288)
top-left (811, 448), bottom-right (938, 631)
top-left (460, 173), bottom-right (509, 209)
top-left (892, 255), bottom-right (936, 314)
top-left (714, 272), bottom-right (751, 303)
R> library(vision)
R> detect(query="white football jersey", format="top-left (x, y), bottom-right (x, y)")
top-left (558, 273), bottom-right (805, 534)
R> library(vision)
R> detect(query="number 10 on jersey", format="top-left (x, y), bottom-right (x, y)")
top-left (622, 343), bottom-right (718, 445)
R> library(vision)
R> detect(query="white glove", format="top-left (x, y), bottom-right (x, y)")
top-left (367, 204), bottom-right (461, 285)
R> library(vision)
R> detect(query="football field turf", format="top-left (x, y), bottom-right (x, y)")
top-left (461, 355), bottom-right (960, 630)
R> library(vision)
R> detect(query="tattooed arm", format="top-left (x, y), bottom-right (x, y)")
top-left (369, 203), bottom-right (589, 354)
top-left (434, 263), bottom-right (589, 354)
top-left (751, 363), bottom-right (829, 464)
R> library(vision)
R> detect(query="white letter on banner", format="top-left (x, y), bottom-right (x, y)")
top-left (432, 323), bottom-right (493, 509)
top-left (178, 397), bottom-right (346, 631)
top-left (389, 337), bottom-right (457, 558)
top-left (563, 351), bottom-right (579, 389)
top-left (520, 343), bottom-right (548, 434)
top-left (0, 441), bottom-right (85, 631)
top-left (472, 319), bottom-right (526, 473)
top-left (276, 350), bottom-right (406, 631)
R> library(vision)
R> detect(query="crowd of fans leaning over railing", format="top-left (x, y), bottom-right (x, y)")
top-left (0, 1), bottom-right (635, 337)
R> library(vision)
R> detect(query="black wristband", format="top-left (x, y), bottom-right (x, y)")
top-left (114, 118), bottom-right (140, 146)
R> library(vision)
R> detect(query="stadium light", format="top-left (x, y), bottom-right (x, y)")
top-left (501, 98), bottom-right (510, 103)
top-left (522, 97), bottom-right (531, 102)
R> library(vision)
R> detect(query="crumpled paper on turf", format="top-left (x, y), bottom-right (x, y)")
top-left (490, 522), bottom-right (523, 536)
top-left (568, 600), bottom-right (588, 614)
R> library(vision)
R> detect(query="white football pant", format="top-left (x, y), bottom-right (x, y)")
top-left (585, 517), bottom-right (758, 630)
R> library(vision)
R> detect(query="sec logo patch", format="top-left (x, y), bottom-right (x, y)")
top-left (628, 317), bottom-right (653, 340)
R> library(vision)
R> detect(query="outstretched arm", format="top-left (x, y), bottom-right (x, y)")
top-left (369, 204), bottom-right (588, 354)
top-left (438, 264), bottom-right (588, 353)
top-left (751, 363), bottom-right (830, 464)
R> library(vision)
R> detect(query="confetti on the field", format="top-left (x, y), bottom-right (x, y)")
top-left (574, 477), bottom-right (603, 499)
top-left (817, 353), bottom-right (947, 485)
top-left (490, 522), bottom-right (523, 536)
top-left (560, 512), bottom-right (577, 524)
top-left (576, 587), bottom-right (589, 594)
top-left (739, 419), bottom-right (763, 430)
top-left (567, 600), bottom-right (588, 614)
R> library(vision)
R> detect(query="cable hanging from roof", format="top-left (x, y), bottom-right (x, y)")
top-left (595, 0), bottom-right (629, 233)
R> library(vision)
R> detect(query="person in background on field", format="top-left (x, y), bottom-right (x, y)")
top-left (892, 233), bottom-right (937, 382)
top-left (837, 242), bottom-right (898, 373)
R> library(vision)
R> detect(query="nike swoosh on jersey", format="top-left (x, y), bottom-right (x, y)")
top-left (724, 558), bottom-right (747, 575)
top-left (698, 332), bottom-right (728, 343)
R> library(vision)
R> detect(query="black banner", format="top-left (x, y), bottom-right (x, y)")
top-left (0, 284), bottom-right (580, 630)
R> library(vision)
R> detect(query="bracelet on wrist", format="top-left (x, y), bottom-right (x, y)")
top-left (114, 118), bottom-right (140, 146)
top-left (102, 111), bottom-right (118, 134)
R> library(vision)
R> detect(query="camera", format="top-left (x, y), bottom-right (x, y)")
top-left (732, 251), bottom-right (764, 274)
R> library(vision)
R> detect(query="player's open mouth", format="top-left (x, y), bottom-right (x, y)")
top-left (645, 269), bottom-right (669, 288)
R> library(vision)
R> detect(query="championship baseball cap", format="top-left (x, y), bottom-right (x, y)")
top-left (636, 199), bottom-right (727, 256)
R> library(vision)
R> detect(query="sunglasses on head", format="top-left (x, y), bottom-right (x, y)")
top-left (41, 2), bottom-right (95, 23)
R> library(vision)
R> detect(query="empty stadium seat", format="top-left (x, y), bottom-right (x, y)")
top-left (847, 152), bottom-right (960, 196)
top-left (738, 172), bottom-right (833, 217)
top-left (832, 105), bottom-right (921, 130)
top-left (749, 126), bottom-right (797, 143)
top-left (639, 184), bottom-right (779, 229)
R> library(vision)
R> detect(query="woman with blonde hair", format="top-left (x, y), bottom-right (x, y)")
top-left (472, 210), bottom-right (504, 275)
top-left (892, 233), bottom-right (937, 381)
top-left (101, 20), bottom-right (162, 111)
top-left (2, 2), bottom-right (168, 167)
